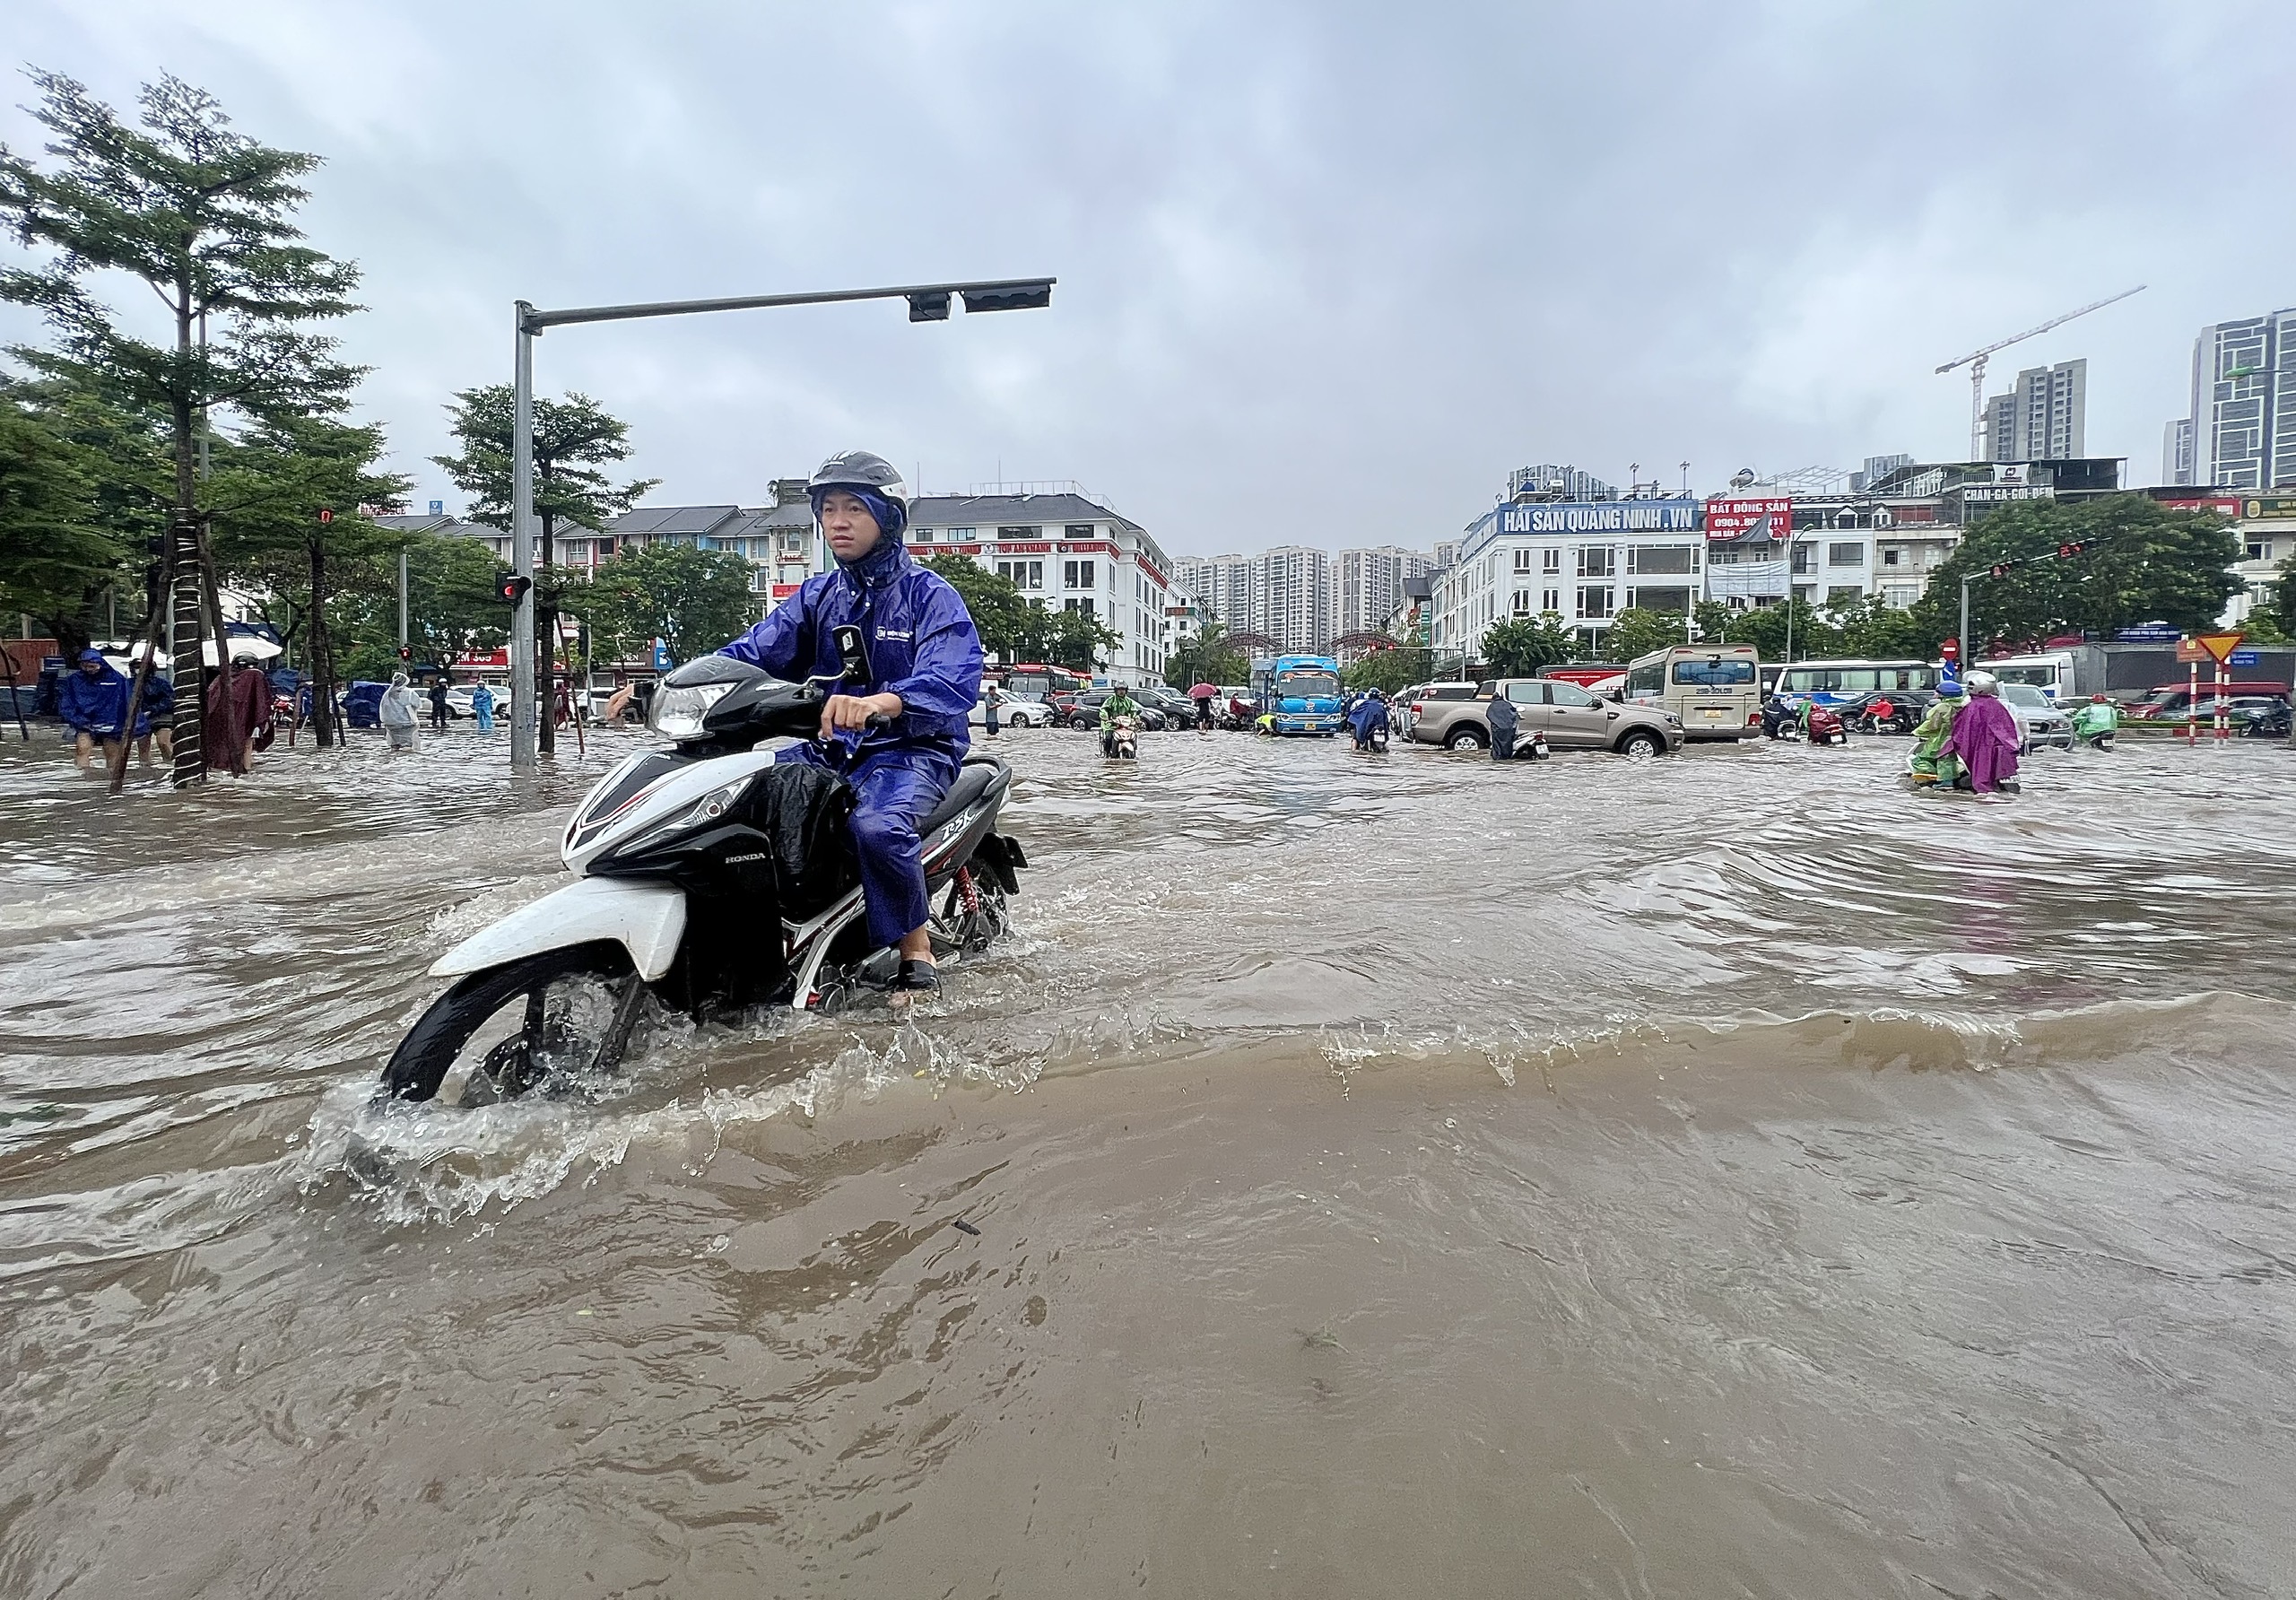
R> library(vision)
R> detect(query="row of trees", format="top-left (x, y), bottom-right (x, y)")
top-left (0, 69), bottom-right (763, 770)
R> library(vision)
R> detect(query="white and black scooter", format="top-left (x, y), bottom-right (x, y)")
top-left (380, 631), bottom-right (1026, 1104)
top-left (1101, 713), bottom-right (1139, 761)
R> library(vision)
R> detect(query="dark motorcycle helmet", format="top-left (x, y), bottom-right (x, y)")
top-left (808, 449), bottom-right (909, 539)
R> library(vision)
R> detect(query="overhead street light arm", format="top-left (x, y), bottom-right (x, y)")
top-left (522, 277), bottom-right (1057, 333)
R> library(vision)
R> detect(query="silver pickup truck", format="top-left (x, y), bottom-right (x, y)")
top-left (1410, 678), bottom-right (1683, 756)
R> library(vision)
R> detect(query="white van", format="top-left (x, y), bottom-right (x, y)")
top-left (1982, 651), bottom-right (2077, 701)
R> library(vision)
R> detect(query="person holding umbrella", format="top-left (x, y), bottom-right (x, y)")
top-left (1188, 680), bottom-right (1217, 735)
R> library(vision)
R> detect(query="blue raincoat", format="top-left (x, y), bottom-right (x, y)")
top-left (1346, 696), bottom-right (1389, 746)
top-left (57, 650), bottom-right (131, 738)
top-left (719, 536), bottom-right (984, 949)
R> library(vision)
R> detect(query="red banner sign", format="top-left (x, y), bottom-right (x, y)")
top-left (1703, 497), bottom-right (1792, 543)
top-left (996, 541), bottom-right (1054, 554)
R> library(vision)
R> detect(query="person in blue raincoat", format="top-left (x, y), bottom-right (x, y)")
top-left (469, 681), bottom-right (496, 734)
top-left (718, 450), bottom-right (983, 996)
top-left (1346, 688), bottom-right (1389, 750)
top-left (57, 648), bottom-right (131, 771)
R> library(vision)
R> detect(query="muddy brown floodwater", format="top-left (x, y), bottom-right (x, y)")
top-left (1, 723), bottom-right (2292, 1597)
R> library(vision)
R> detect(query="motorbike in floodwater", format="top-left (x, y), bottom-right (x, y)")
top-left (380, 639), bottom-right (1027, 1105)
top-left (1101, 714), bottom-right (1139, 760)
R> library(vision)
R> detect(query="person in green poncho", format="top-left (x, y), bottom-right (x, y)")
top-left (2071, 693), bottom-right (2118, 750)
top-left (1908, 681), bottom-right (1966, 786)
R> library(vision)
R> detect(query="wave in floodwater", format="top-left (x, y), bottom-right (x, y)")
top-left (2, 729), bottom-right (2293, 1598)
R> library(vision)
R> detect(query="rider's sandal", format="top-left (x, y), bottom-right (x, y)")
top-left (893, 960), bottom-right (941, 995)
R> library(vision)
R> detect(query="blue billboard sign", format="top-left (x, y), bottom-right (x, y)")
top-left (2231, 648), bottom-right (2261, 666)
top-left (2117, 625), bottom-right (2179, 641)
top-left (1493, 500), bottom-right (1701, 536)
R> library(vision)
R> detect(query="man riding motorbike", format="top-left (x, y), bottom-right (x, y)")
top-left (717, 450), bottom-right (982, 996)
top-left (1100, 685), bottom-right (1141, 755)
top-left (2071, 692), bottom-right (2118, 750)
top-left (1908, 680), bottom-right (1965, 786)
top-left (1347, 688), bottom-right (1390, 750)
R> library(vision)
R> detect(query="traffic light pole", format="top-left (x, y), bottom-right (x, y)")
top-left (510, 301), bottom-right (539, 772)
top-left (504, 276), bottom-right (1053, 772)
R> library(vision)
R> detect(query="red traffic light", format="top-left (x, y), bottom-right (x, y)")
top-left (498, 574), bottom-right (533, 604)
top-left (1988, 562), bottom-right (2012, 578)
top-left (397, 645), bottom-right (412, 660)
top-left (2055, 540), bottom-right (2092, 559)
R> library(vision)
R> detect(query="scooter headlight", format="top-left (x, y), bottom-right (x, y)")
top-left (618, 775), bottom-right (754, 856)
top-left (650, 682), bottom-right (735, 741)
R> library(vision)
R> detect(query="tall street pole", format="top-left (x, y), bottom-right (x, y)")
top-left (397, 549), bottom-right (408, 654)
top-left (510, 300), bottom-right (539, 772)
top-left (503, 276), bottom-right (1053, 774)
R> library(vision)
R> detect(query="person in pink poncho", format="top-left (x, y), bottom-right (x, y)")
top-left (1941, 670), bottom-right (2022, 793)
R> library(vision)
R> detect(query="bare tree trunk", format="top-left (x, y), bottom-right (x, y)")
top-left (169, 287), bottom-right (208, 788)
top-left (536, 511), bottom-right (557, 755)
top-left (308, 537), bottom-right (339, 748)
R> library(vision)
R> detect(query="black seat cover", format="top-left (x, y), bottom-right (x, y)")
top-left (918, 757), bottom-right (1003, 836)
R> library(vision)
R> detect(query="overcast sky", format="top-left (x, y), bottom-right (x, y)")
top-left (5, 0), bottom-right (2292, 556)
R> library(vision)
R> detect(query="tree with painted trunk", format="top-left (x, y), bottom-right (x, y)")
top-left (1, 69), bottom-right (363, 785)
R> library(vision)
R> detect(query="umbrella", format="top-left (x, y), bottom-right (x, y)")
top-left (109, 637), bottom-right (283, 674)
top-left (1187, 682), bottom-right (1216, 699)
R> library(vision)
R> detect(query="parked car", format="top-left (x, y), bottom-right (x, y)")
top-left (1416, 678), bottom-right (1683, 756)
top-left (1396, 682), bottom-right (1479, 743)
top-left (2124, 682), bottom-right (2291, 721)
top-left (1997, 683), bottom-right (2073, 751)
top-left (1134, 686), bottom-right (1200, 726)
top-left (970, 690), bottom-right (1053, 729)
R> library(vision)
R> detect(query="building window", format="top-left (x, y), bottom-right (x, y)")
top-left (996, 526), bottom-right (1038, 540)
top-left (1577, 586), bottom-right (1614, 620)
top-left (1882, 584), bottom-right (1918, 608)
top-left (1065, 559), bottom-right (1096, 588)
top-left (1064, 597), bottom-right (1096, 617)
top-left (1790, 547), bottom-right (1813, 575)
top-left (1543, 548), bottom-right (1561, 573)
top-left (1542, 587), bottom-right (1561, 613)
top-left (1577, 547), bottom-right (1614, 578)
top-left (998, 560), bottom-right (1044, 589)
top-left (1882, 547), bottom-right (1901, 567)
top-left (1626, 545), bottom-right (1695, 575)
top-left (2248, 540), bottom-right (2273, 561)
top-left (1065, 524), bottom-right (1095, 539)
top-left (1512, 588), bottom-right (1532, 617)
top-left (1513, 548), bottom-right (1533, 572)
top-left (1827, 585), bottom-right (1864, 604)
top-left (1828, 542), bottom-right (1865, 567)
top-left (911, 527), bottom-right (933, 543)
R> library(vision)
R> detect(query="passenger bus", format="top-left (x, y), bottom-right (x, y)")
top-left (1257, 653), bottom-right (1344, 735)
top-left (1623, 643), bottom-right (1762, 741)
top-left (1770, 658), bottom-right (1941, 706)
top-left (995, 662), bottom-right (1088, 701)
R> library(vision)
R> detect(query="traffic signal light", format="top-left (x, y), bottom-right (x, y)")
top-left (397, 645), bottom-right (412, 661)
top-left (1989, 562), bottom-right (2013, 578)
top-left (497, 574), bottom-right (533, 604)
top-left (2055, 539), bottom-right (2093, 559)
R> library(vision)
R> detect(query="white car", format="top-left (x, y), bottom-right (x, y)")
top-left (970, 691), bottom-right (1052, 729)
top-left (1997, 683), bottom-right (2074, 751)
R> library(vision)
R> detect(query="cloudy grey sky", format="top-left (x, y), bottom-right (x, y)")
top-left (6, 0), bottom-right (2292, 556)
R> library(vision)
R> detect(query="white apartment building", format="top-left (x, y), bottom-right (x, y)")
top-left (1985, 359), bottom-right (2087, 462)
top-left (2168, 309), bottom-right (2296, 490)
top-left (1335, 546), bottom-right (1438, 638)
top-left (1431, 497), bottom-right (1705, 656)
top-left (906, 487), bottom-right (1173, 687)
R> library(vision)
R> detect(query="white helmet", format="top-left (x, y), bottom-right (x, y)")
top-left (1965, 670), bottom-right (1999, 695)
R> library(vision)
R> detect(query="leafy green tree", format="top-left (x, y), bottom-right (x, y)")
top-left (406, 534), bottom-right (512, 675)
top-left (1912, 496), bottom-right (2243, 652)
top-left (1603, 607), bottom-right (1692, 663)
top-left (1343, 645), bottom-right (1432, 694)
top-left (2, 69), bottom-right (365, 781)
top-left (1481, 613), bottom-right (1577, 677)
top-left (1015, 604), bottom-right (1121, 673)
top-left (1691, 600), bottom-right (1736, 644)
top-left (924, 554), bottom-right (1033, 656)
top-left (1826, 591), bottom-right (1926, 658)
top-left (433, 385), bottom-right (657, 752)
top-left (208, 415), bottom-right (408, 743)
top-left (0, 379), bottom-right (115, 657)
top-left (566, 542), bottom-right (755, 670)
top-left (2259, 550), bottom-right (2296, 641)
top-left (1717, 597), bottom-right (1836, 663)
top-left (1167, 618), bottom-right (1248, 689)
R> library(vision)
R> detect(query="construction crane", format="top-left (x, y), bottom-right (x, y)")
top-left (1936, 285), bottom-right (2145, 461)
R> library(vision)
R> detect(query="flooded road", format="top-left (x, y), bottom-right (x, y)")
top-left (2, 724), bottom-right (2292, 1597)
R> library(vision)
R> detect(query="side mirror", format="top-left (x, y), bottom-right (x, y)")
top-left (832, 624), bottom-right (872, 685)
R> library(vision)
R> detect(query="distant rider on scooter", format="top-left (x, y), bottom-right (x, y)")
top-left (2072, 692), bottom-right (2118, 750)
top-left (1348, 689), bottom-right (1390, 750)
top-left (718, 450), bottom-right (983, 996)
top-left (1100, 685), bottom-right (1140, 754)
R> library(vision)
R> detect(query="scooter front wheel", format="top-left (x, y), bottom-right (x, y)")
top-left (382, 941), bottom-right (639, 1104)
